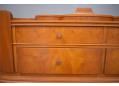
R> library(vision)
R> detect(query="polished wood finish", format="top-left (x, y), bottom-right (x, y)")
top-left (105, 48), bottom-right (119, 74)
top-left (15, 47), bottom-right (103, 74)
top-left (1, 75), bottom-right (119, 82)
top-left (113, 16), bottom-right (119, 21)
top-left (75, 8), bottom-right (93, 13)
top-left (107, 28), bottom-right (119, 44)
top-left (0, 8), bottom-right (119, 82)
top-left (13, 27), bottom-right (104, 44)
top-left (35, 15), bottom-right (113, 21)
top-left (0, 11), bottom-right (14, 73)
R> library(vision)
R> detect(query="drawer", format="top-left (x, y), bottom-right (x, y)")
top-left (14, 47), bottom-right (104, 74)
top-left (107, 28), bottom-right (119, 44)
top-left (13, 26), bottom-right (104, 45)
top-left (105, 48), bottom-right (119, 74)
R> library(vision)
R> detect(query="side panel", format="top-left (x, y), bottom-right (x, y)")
top-left (105, 48), bottom-right (119, 74)
top-left (0, 11), bottom-right (14, 73)
top-left (107, 28), bottom-right (119, 44)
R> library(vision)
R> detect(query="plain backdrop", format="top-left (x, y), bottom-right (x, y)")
top-left (0, 4), bottom-right (119, 18)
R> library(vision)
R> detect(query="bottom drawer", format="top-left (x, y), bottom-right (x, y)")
top-left (14, 47), bottom-right (103, 74)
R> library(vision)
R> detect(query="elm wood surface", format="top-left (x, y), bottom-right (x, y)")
top-left (113, 16), bottom-right (119, 21)
top-left (12, 26), bottom-right (104, 45)
top-left (0, 11), bottom-right (14, 73)
top-left (107, 28), bottom-right (119, 44)
top-left (1, 8), bottom-right (119, 82)
top-left (35, 16), bottom-right (113, 21)
top-left (15, 47), bottom-right (103, 74)
top-left (105, 48), bottom-right (119, 74)
top-left (1, 75), bottom-right (119, 82)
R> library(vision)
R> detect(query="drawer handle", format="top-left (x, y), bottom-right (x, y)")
top-left (56, 32), bottom-right (62, 39)
top-left (55, 59), bottom-right (62, 65)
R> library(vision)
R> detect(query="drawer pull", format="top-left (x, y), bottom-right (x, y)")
top-left (56, 32), bottom-right (62, 39)
top-left (55, 60), bottom-right (62, 65)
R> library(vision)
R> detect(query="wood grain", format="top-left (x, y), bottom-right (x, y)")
top-left (12, 26), bottom-right (104, 45)
top-left (0, 11), bottom-right (14, 73)
top-left (105, 48), bottom-right (119, 74)
top-left (1, 8), bottom-right (119, 82)
top-left (107, 27), bottom-right (119, 44)
top-left (1, 75), bottom-right (119, 82)
top-left (15, 47), bottom-right (103, 74)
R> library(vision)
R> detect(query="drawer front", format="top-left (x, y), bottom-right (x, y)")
top-left (15, 47), bottom-right (103, 74)
top-left (13, 27), bottom-right (104, 45)
top-left (105, 48), bottom-right (119, 74)
top-left (107, 28), bottom-right (119, 44)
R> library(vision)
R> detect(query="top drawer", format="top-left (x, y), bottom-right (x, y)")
top-left (12, 26), bottom-right (104, 45)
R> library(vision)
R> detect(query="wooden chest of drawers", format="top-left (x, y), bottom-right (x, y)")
top-left (0, 8), bottom-right (119, 82)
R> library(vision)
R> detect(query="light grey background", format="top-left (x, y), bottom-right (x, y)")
top-left (0, 4), bottom-right (119, 18)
